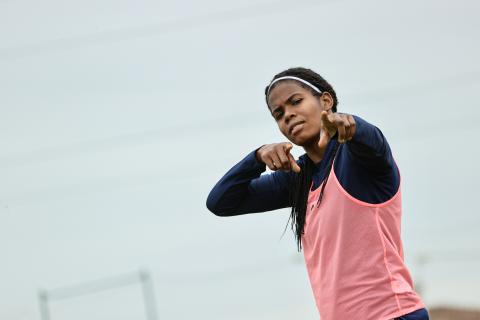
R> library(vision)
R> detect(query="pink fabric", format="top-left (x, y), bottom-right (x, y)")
top-left (302, 164), bottom-right (425, 320)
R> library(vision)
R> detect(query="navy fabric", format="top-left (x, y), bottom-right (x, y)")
top-left (206, 115), bottom-right (400, 216)
top-left (395, 308), bottom-right (430, 320)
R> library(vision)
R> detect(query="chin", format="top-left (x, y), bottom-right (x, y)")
top-left (288, 134), bottom-right (311, 147)
top-left (293, 133), bottom-right (318, 147)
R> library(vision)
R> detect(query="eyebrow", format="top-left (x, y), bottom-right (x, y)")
top-left (270, 93), bottom-right (301, 114)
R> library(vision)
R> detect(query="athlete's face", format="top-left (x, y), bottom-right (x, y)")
top-left (267, 81), bottom-right (333, 146)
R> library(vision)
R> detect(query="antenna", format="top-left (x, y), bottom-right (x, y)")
top-left (37, 269), bottom-right (158, 320)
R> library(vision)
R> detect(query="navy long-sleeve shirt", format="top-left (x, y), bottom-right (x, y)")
top-left (206, 115), bottom-right (399, 216)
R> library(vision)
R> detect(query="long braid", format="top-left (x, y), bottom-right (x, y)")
top-left (287, 142), bottom-right (339, 251)
top-left (288, 156), bottom-right (315, 251)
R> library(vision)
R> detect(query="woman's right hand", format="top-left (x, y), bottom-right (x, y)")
top-left (255, 142), bottom-right (301, 173)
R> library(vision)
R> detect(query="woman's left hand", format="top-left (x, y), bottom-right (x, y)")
top-left (318, 111), bottom-right (356, 149)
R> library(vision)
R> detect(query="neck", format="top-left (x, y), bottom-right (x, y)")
top-left (303, 139), bottom-right (328, 164)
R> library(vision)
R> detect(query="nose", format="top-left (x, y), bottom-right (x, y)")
top-left (284, 108), bottom-right (296, 124)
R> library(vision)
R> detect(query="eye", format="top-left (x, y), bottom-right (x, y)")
top-left (274, 111), bottom-right (283, 120)
top-left (292, 98), bottom-right (303, 105)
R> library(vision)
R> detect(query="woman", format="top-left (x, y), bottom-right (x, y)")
top-left (206, 67), bottom-right (429, 320)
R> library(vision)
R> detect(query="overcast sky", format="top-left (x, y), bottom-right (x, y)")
top-left (1, 0), bottom-right (480, 319)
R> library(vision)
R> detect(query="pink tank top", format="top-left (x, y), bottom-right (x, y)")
top-left (302, 162), bottom-right (425, 320)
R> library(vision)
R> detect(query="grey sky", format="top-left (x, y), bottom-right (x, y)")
top-left (1, 0), bottom-right (480, 319)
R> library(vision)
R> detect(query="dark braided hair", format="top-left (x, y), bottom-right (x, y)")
top-left (265, 67), bottom-right (339, 251)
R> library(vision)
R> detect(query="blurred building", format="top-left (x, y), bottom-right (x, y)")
top-left (429, 307), bottom-right (480, 320)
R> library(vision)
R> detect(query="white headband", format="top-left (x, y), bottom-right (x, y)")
top-left (266, 76), bottom-right (322, 97)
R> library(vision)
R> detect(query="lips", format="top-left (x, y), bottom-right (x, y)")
top-left (289, 121), bottom-right (305, 135)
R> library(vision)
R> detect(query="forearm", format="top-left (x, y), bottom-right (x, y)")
top-left (345, 115), bottom-right (395, 171)
top-left (206, 148), bottom-right (291, 216)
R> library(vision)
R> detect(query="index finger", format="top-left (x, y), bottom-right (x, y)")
top-left (288, 153), bottom-right (301, 173)
top-left (318, 129), bottom-right (330, 150)
top-left (283, 143), bottom-right (301, 173)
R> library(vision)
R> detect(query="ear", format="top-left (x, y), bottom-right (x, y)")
top-left (319, 92), bottom-right (334, 112)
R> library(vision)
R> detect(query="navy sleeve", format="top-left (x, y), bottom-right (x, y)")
top-left (333, 115), bottom-right (400, 204)
top-left (345, 116), bottom-right (394, 172)
top-left (206, 147), bottom-right (296, 216)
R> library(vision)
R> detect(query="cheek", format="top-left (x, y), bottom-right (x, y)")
top-left (277, 122), bottom-right (288, 136)
top-left (304, 109), bottom-right (322, 129)
top-left (308, 118), bottom-right (322, 132)
top-left (300, 120), bottom-right (321, 140)
top-left (303, 98), bottom-right (322, 116)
